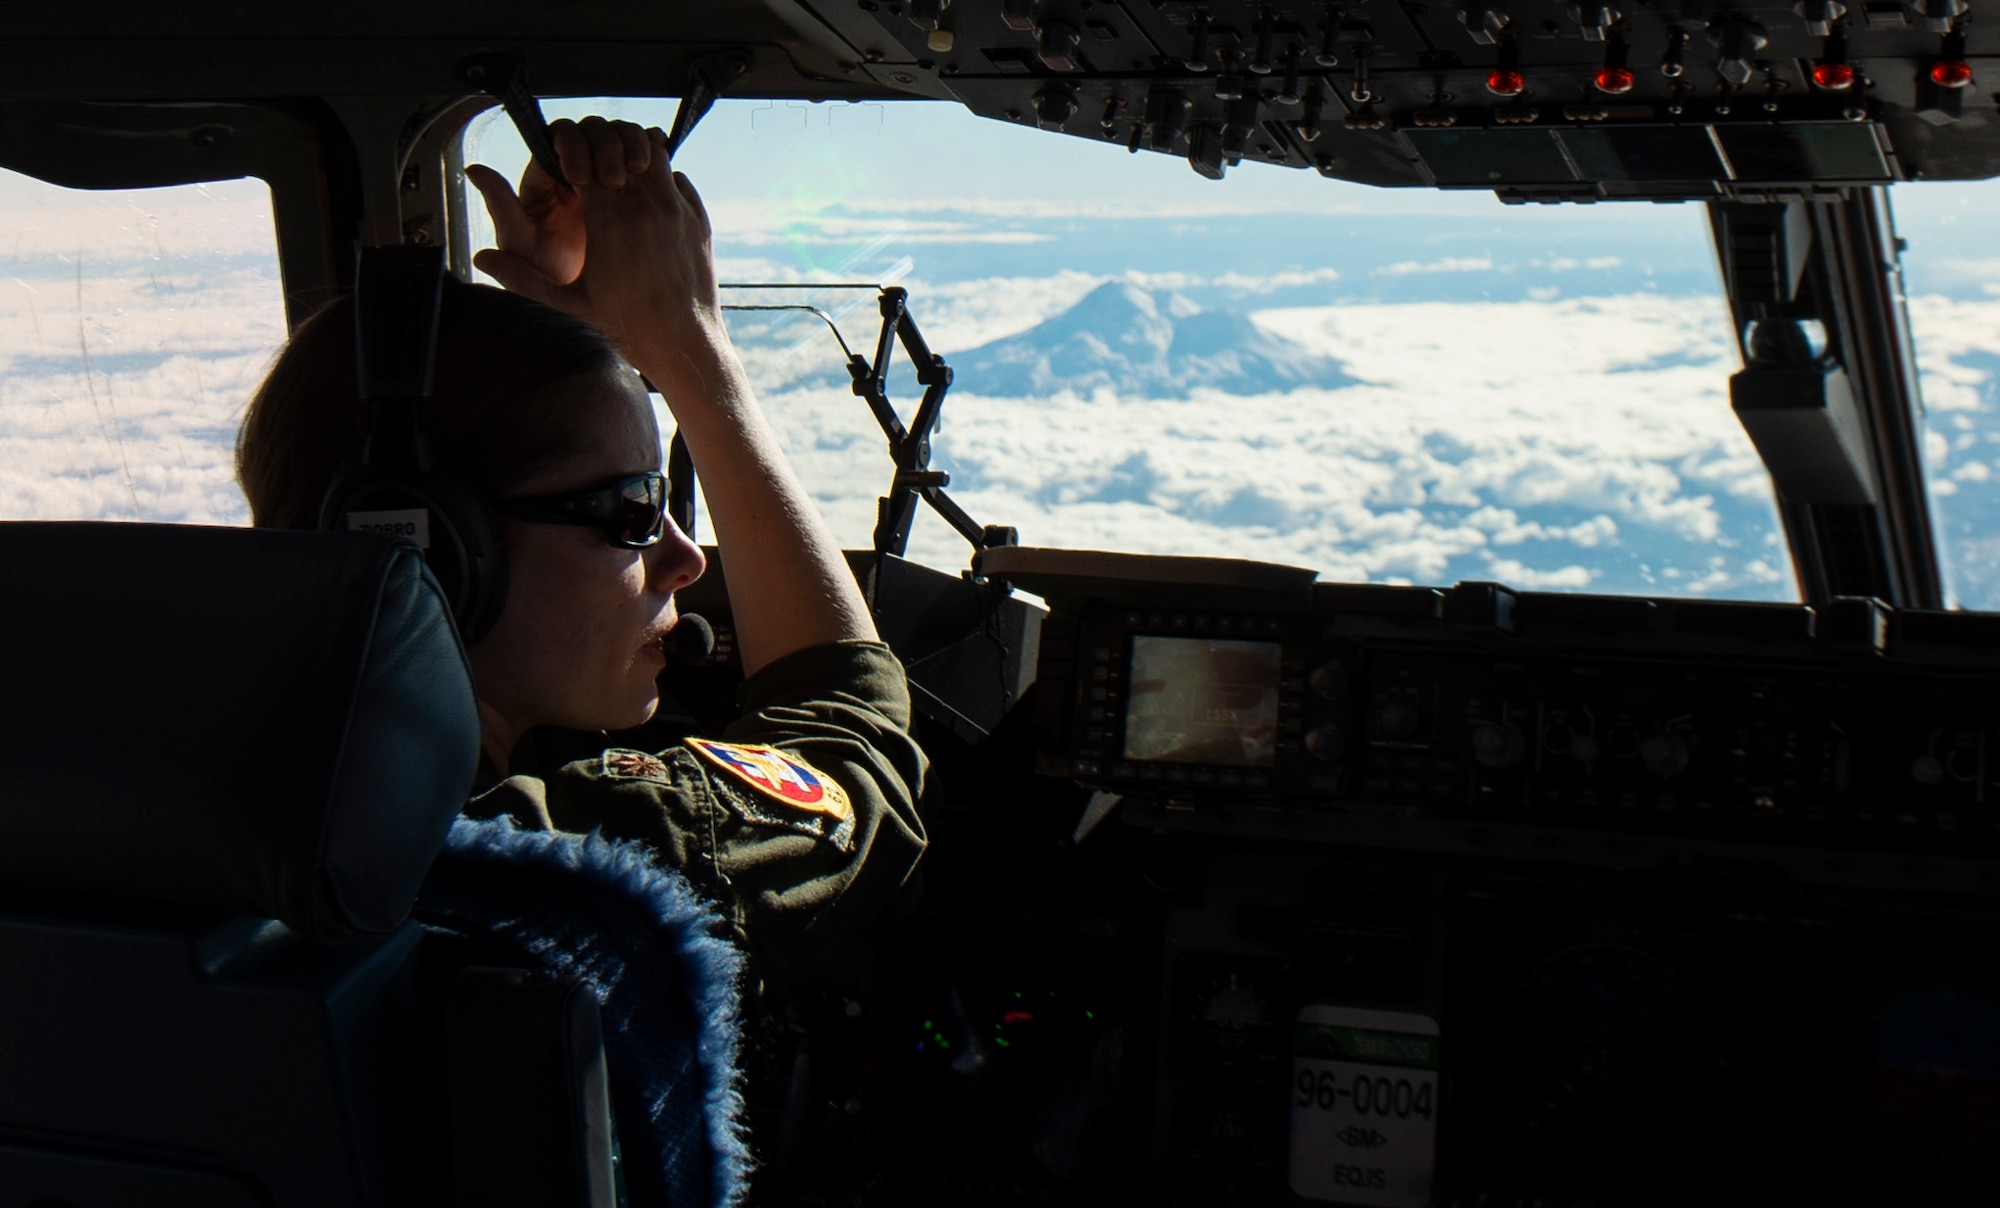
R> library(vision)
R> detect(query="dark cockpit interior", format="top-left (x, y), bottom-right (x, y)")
top-left (7, 3), bottom-right (2000, 1206)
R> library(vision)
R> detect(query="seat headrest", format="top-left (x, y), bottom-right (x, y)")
top-left (0, 523), bottom-right (479, 941)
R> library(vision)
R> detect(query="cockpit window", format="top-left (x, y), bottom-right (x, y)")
top-left (1893, 180), bottom-right (2000, 612)
top-left (464, 99), bottom-right (1793, 599)
top-left (0, 170), bottom-right (283, 523)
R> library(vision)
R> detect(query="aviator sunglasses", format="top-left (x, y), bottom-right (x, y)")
top-left (494, 470), bottom-right (670, 549)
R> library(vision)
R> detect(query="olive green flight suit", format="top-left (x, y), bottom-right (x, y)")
top-left (465, 639), bottom-right (928, 1004)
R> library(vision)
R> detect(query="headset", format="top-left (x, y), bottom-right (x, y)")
top-left (317, 245), bottom-right (509, 644)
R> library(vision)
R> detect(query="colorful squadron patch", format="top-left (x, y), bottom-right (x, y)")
top-left (685, 738), bottom-right (855, 851)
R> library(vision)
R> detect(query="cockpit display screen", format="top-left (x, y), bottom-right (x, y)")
top-left (1122, 637), bottom-right (1282, 768)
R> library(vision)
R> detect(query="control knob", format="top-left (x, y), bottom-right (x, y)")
top-left (1305, 725), bottom-right (1346, 763)
top-left (1374, 699), bottom-right (1422, 739)
top-left (1640, 733), bottom-right (1692, 778)
top-left (1472, 722), bottom-right (1525, 769)
top-left (1309, 662), bottom-right (1350, 700)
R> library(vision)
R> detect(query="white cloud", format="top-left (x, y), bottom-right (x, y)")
top-left (812, 196), bottom-right (1383, 221)
top-left (1917, 256), bottom-right (2000, 291)
top-left (1483, 558), bottom-right (1595, 589)
top-left (1210, 267), bottom-right (1343, 293)
top-left (0, 176), bottom-right (277, 265)
top-left (1373, 256), bottom-right (1495, 277)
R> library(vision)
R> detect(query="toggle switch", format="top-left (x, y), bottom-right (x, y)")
top-left (1249, 17), bottom-right (1277, 74)
top-left (1594, 35), bottom-right (1634, 93)
top-left (1213, 49), bottom-right (1248, 101)
top-left (1486, 39), bottom-right (1526, 96)
top-left (1316, 10), bottom-right (1341, 66)
top-left (1660, 28), bottom-right (1686, 78)
top-left (1185, 11), bottom-right (1212, 72)
top-left (1811, 30), bottom-right (1855, 90)
top-left (1297, 81), bottom-right (1326, 141)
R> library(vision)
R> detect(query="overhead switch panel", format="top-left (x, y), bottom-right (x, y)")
top-left (823, 0), bottom-right (2000, 201)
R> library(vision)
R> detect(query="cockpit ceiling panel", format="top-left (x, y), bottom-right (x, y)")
top-left (0, 2), bottom-right (946, 104)
top-left (7, 1), bottom-right (2000, 198)
top-left (836, 0), bottom-right (2000, 199)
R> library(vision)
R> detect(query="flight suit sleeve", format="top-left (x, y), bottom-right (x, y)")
top-left (471, 639), bottom-right (928, 1003)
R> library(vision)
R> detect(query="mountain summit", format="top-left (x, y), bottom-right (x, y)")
top-left (951, 282), bottom-right (1360, 398)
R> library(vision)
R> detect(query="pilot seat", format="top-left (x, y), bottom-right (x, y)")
top-left (0, 521), bottom-right (749, 1207)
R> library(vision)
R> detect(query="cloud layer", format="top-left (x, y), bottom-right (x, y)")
top-left (13, 164), bottom-right (2000, 611)
top-left (0, 177), bottom-right (285, 523)
top-left (728, 291), bottom-right (1794, 598)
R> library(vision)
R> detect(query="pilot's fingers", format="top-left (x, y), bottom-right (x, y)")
top-left (549, 119), bottom-right (593, 193)
top-left (576, 116), bottom-right (629, 189)
top-left (464, 162), bottom-right (517, 209)
top-left (614, 120), bottom-right (651, 177)
top-left (671, 171), bottom-right (713, 239)
top-left (647, 125), bottom-right (669, 148)
top-left (465, 163), bottom-right (534, 245)
top-left (472, 247), bottom-right (570, 312)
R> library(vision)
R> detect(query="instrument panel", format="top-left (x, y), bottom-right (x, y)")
top-left (1003, 547), bottom-right (2000, 888)
top-left (978, 549), bottom-right (2000, 1205)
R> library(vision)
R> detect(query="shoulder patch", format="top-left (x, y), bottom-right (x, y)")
top-left (686, 738), bottom-right (855, 849)
top-left (603, 748), bottom-right (670, 782)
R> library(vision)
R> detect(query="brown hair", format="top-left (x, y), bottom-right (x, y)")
top-left (237, 279), bottom-right (626, 529)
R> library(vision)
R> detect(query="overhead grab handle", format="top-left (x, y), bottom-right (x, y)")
top-left (667, 50), bottom-right (752, 160)
top-left (459, 54), bottom-right (568, 188)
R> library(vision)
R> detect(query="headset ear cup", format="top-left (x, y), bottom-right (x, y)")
top-left (436, 467), bottom-right (508, 645)
top-left (319, 458), bottom-right (508, 645)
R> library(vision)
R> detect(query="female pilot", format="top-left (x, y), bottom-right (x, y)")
top-left (235, 117), bottom-right (925, 1004)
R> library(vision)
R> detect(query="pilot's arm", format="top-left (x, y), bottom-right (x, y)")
top-left (469, 116), bottom-right (875, 675)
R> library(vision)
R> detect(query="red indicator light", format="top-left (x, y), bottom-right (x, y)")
top-left (1811, 61), bottom-right (1856, 90)
top-left (1001, 1010), bottom-right (1036, 1025)
top-left (1594, 66), bottom-right (1636, 94)
top-left (1486, 68), bottom-right (1526, 97)
top-left (1931, 60), bottom-right (1975, 89)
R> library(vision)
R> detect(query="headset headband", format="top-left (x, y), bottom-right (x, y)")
top-left (354, 244), bottom-right (447, 471)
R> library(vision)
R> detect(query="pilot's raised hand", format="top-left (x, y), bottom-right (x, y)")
top-left (466, 141), bottom-right (584, 288)
top-left (471, 115), bottom-right (723, 370)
